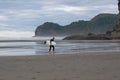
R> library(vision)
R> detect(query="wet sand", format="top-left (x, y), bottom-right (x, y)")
top-left (0, 52), bottom-right (120, 80)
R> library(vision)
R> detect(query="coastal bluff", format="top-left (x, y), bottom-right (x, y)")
top-left (35, 13), bottom-right (118, 36)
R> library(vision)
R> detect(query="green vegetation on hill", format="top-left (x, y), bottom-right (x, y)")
top-left (35, 13), bottom-right (119, 36)
top-left (35, 22), bottom-right (63, 36)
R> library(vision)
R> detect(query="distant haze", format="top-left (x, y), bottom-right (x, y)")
top-left (0, 0), bottom-right (118, 37)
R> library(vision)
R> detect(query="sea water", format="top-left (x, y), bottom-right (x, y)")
top-left (0, 37), bottom-right (120, 56)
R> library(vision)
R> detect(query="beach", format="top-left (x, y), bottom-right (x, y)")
top-left (0, 52), bottom-right (120, 80)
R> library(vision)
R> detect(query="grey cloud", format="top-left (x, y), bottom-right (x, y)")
top-left (0, 0), bottom-right (118, 31)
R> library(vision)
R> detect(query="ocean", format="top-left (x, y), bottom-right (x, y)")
top-left (0, 37), bottom-right (120, 56)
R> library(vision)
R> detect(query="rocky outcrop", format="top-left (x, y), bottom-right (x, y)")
top-left (111, 0), bottom-right (120, 36)
top-left (35, 14), bottom-right (118, 36)
top-left (63, 34), bottom-right (113, 40)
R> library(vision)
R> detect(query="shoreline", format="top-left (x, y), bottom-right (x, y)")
top-left (0, 52), bottom-right (120, 80)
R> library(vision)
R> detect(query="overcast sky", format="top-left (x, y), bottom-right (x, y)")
top-left (0, 0), bottom-right (118, 37)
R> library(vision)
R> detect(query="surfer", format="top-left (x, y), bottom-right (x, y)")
top-left (49, 37), bottom-right (55, 52)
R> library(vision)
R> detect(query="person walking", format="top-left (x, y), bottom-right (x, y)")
top-left (49, 37), bottom-right (55, 52)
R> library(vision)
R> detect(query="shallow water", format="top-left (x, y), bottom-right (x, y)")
top-left (0, 38), bottom-right (120, 56)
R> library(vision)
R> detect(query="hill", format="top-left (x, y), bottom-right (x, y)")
top-left (35, 13), bottom-right (119, 36)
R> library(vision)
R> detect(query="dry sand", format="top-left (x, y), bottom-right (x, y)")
top-left (0, 52), bottom-right (120, 80)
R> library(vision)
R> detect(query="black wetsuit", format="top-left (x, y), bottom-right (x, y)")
top-left (49, 38), bottom-right (55, 52)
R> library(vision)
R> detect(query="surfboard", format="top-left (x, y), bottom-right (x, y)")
top-left (45, 40), bottom-right (56, 45)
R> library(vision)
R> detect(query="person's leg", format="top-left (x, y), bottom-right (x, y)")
top-left (52, 45), bottom-right (55, 51)
top-left (49, 45), bottom-right (52, 52)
